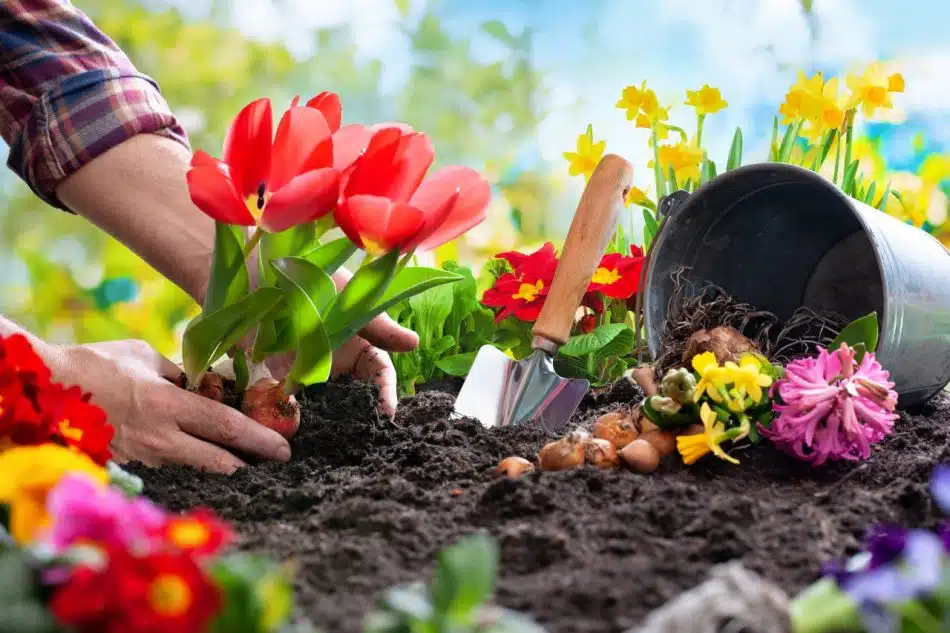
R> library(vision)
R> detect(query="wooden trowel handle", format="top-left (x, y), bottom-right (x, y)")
top-left (532, 154), bottom-right (633, 347)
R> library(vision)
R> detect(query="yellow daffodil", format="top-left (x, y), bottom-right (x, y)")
top-left (563, 124), bottom-right (606, 181)
top-left (685, 85), bottom-right (727, 116)
top-left (635, 89), bottom-right (670, 130)
top-left (616, 82), bottom-right (646, 121)
top-left (846, 62), bottom-right (904, 118)
top-left (779, 71), bottom-right (826, 124)
top-left (625, 185), bottom-right (653, 208)
top-left (676, 402), bottom-right (740, 465)
top-left (0, 444), bottom-right (108, 543)
top-left (691, 352), bottom-right (728, 403)
top-left (723, 353), bottom-right (773, 404)
top-left (649, 141), bottom-right (704, 184)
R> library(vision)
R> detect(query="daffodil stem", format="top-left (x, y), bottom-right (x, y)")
top-left (833, 132), bottom-right (842, 184)
top-left (243, 227), bottom-right (263, 261)
top-left (843, 117), bottom-right (854, 177)
top-left (651, 123), bottom-right (666, 219)
top-left (695, 114), bottom-right (705, 148)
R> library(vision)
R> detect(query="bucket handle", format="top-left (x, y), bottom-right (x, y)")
top-left (633, 189), bottom-right (691, 364)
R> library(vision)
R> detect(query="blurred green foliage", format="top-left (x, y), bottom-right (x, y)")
top-left (0, 0), bottom-right (548, 356)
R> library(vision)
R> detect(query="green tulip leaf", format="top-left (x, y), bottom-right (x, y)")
top-left (203, 222), bottom-right (249, 314)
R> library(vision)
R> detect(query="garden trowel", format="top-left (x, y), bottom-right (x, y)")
top-left (454, 154), bottom-right (633, 432)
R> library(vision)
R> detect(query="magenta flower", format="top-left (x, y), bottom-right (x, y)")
top-left (761, 343), bottom-right (899, 466)
top-left (43, 473), bottom-right (167, 553)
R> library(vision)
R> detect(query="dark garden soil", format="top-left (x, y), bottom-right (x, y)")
top-left (129, 378), bottom-right (950, 633)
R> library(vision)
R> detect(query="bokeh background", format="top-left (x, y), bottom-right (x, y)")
top-left (1, 0), bottom-right (948, 359)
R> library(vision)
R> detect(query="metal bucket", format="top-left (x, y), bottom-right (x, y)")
top-left (643, 162), bottom-right (950, 407)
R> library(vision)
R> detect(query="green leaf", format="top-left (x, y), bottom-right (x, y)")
top-left (726, 127), bottom-right (743, 171)
top-left (813, 129), bottom-right (837, 171)
top-left (777, 120), bottom-right (803, 163)
top-left (768, 116), bottom-right (780, 160)
top-left (323, 250), bottom-right (401, 348)
top-left (642, 208), bottom-right (660, 251)
top-left (594, 325), bottom-right (634, 363)
top-left (272, 258), bottom-right (335, 386)
top-left (409, 284), bottom-right (456, 349)
top-left (865, 180), bottom-right (878, 206)
top-left (330, 263), bottom-right (462, 349)
top-left (431, 534), bottom-right (498, 621)
top-left (667, 166), bottom-right (678, 191)
top-left (830, 312), bottom-right (879, 358)
top-left (233, 347), bottom-right (249, 392)
top-left (482, 19), bottom-right (517, 45)
top-left (107, 460), bottom-right (144, 498)
top-left (559, 323), bottom-right (629, 358)
top-left (841, 160), bottom-right (860, 196)
top-left (182, 288), bottom-right (285, 382)
top-left (208, 553), bottom-right (295, 633)
top-left (301, 237), bottom-right (357, 276)
top-left (877, 183), bottom-right (892, 211)
top-left (435, 352), bottom-right (477, 376)
top-left (259, 224), bottom-right (316, 287)
top-left (701, 158), bottom-right (717, 184)
top-left (204, 223), bottom-right (249, 314)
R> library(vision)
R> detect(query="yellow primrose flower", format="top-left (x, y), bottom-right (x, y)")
top-left (846, 62), bottom-right (904, 118)
top-left (676, 402), bottom-right (740, 465)
top-left (0, 444), bottom-right (109, 544)
top-left (685, 85), bottom-right (728, 116)
top-left (563, 124), bottom-right (606, 181)
top-left (616, 82), bottom-right (646, 121)
top-left (723, 354), bottom-right (773, 404)
top-left (650, 141), bottom-right (704, 184)
top-left (691, 352), bottom-right (728, 402)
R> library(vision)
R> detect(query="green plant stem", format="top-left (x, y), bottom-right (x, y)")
top-left (651, 122), bottom-right (666, 219)
top-left (243, 227), bottom-right (263, 261)
top-left (832, 132), bottom-right (843, 184)
top-left (395, 251), bottom-right (414, 276)
top-left (843, 116), bottom-right (854, 178)
top-left (695, 114), bottom-right (706, 148)
top-left (312, 214), bottom-right (335, 243)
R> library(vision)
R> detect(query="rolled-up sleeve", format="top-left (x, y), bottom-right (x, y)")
top-left (0, 0), bottom-right (190, 210)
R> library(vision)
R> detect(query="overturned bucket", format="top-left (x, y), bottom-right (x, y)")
top-left (643, 162), bottom-right (950, 407)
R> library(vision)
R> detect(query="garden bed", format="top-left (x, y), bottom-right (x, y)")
top-left (130, 378), bottom-right (950, 633)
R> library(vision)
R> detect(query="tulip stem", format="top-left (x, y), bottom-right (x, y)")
top-left (243, 228), bottom-right (263, 261)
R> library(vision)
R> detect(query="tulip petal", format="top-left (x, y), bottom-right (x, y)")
top-left (186, 167), bottom-right (256, 226)
top-left (191, 149), bottom-right (224, 171)
top-left (342, 128), bottom-right (404, 198)
top-left (409, 167), bottom-right (491, 251)
top-left (269, 107), bottom-right (332, 192)
top-left (223, 98), bottom-right (273, 199)
top-left (336, 195), bottom-right (424, 253)
top-left (332, 124), bottom-right (373, 172)
top-left (305, 92), bottom-right (342, 133)
top-left (387, 132), bottom-right (435, 204)
top-left (260, 168), bottom-right (341, 233)
top-left (369, 121), bottom-right (415, 134)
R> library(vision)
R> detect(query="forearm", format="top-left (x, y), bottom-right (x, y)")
top-left (55, 134), bottom-right (213, 305)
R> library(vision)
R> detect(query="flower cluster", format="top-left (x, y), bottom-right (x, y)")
top-left (640, 351), bottom-right (778, 466)
top-left (761, 343), bottom-right (899, 466)
top-left (793, 465), bottom-right (950, 633)
top-left (0, 336), bottom-right (294, 633)
top-left (0, 334), bottom-right (113, 465)
top-left (187, 91), bottom-right (491, 256)
top-left (481, 242), bottom-right (645, 324)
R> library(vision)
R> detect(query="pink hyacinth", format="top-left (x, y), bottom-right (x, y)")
top-left (43, 473), bottom-right (167, 553)
top-left (761, 343), bottom-right (899, 466)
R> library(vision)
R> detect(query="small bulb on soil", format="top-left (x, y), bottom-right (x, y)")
top-left (538, 432), bottom-right (588, 471)
top-left (585, 438), bottom-right (619, 469)
top-left (682, 325), bottom-right (757, 366)
top-left (630, 365), bottom-right (659, 397)
top-left (241, 377), bottom-right (301, 440)
top-left (593, 411), bottom-right (638, 449)
top-left (197, 371), bottom-right (225, 402)
top-left (641, 430), bottom-right (677, 456)
top-left (620, 439), bottom-right (660, 473)
top-left (496, 456), bottom-right (535, 478)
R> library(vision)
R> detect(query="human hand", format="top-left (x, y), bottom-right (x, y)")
top-left (51, 339), bottom-right (291, 474)
top-left (264, 267), bottom-right (419, 417)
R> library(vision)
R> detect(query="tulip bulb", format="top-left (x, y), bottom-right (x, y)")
top-left (241, 377), bottom-right (300, 440)
top-left (197, 371), bottom-right (225, 403)
top-left (593, 411), bottom-right (638, 449)
top-left (496, 456), bottom-right (535, 478)
top-left (538, 431), bottom-right (588, 471)
top-left (620, 439), bottom-right (660, 473)
top-left (585, 438), bottom-right (619, 469)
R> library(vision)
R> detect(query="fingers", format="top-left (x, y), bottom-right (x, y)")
top-left (170, 385), bottom-right (292, 462)
top-left (358, 312), bottom-right (419, 352)
top-left (334, 336), bottom-right (398, 417)
top-left (166, 433), bottom-right (248, 475)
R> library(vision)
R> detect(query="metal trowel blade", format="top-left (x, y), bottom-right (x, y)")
top-left (453, 345), bottom-right (590, 433)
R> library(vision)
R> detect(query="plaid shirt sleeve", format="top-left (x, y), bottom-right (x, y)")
top-left (0, 0), bottom-right (190, 210)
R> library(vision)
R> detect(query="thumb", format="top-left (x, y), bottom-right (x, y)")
top-left (359, 312), bottom-right (419, 353)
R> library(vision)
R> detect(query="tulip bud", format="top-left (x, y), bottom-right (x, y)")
top-left (660, 368), bottom-right (696, 405)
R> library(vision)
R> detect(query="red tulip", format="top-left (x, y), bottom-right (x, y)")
top-left (334, 125), bottom-right (490, 254)
top-left (186, 98), bottom-right (342, 233)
